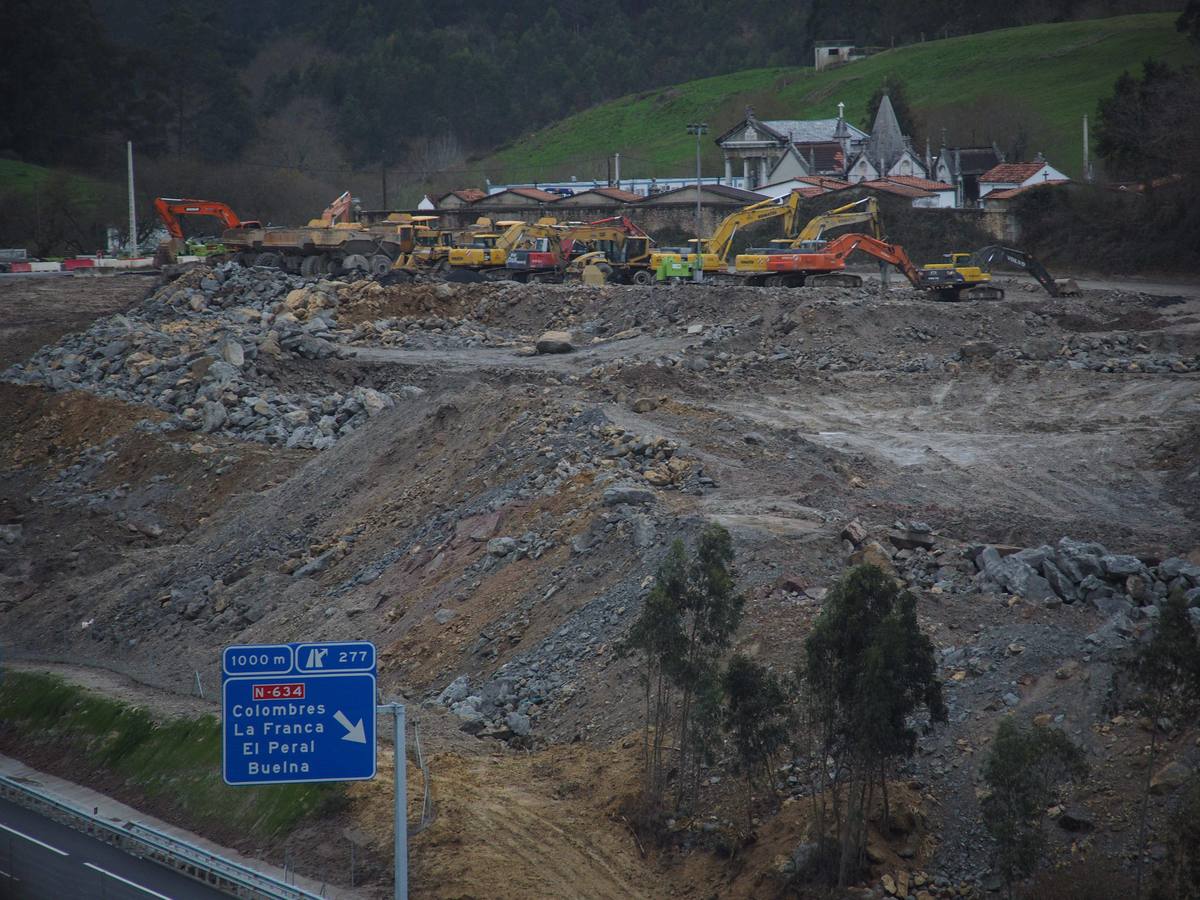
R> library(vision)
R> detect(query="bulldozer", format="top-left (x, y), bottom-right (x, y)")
top-left (734, 197), bottom-right (882, 283)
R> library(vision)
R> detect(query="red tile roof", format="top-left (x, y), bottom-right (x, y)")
top-left (438, 188), bottom-right (487, 203)
top-left (984, 179), bottom-right (1070, 200)
top-left (884, 176), bottom-right (953, 191)
top-left (794, 176), bottom-right (851, 189)
top-left (583, 187), bottom-right (643, 202)
top-left (506, 187), bottom-right (561, 202)
top-left (979, 162), bottom-right (1048, 184)
top-left (858, 179), bottom-right (934, 198)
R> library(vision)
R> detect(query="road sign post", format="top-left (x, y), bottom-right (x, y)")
top-left (222, 642), bottom-right (377, 785)
top-left (223, 641), bottom-right (408, 898)
top-left (378, 702), bottom-right (408, 900)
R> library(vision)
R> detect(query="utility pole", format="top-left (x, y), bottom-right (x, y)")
top-left (1082, 114), bottom-right (1093, 183)
top-left (127, 141), bottom-right (138, 258)
top-left (687, 122), bottom-right (707, 283)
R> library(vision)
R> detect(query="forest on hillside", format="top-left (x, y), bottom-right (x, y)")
top-left (3, 0), bottom-right (1182, 174)
top-left (0, 0), bottom-right (1195, 258)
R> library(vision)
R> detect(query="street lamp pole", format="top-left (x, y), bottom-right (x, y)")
top-left (687, 122), bottom-right (708, 283)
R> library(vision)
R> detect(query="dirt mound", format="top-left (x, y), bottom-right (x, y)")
top-left (3, 268), bottom-right (1199, 895)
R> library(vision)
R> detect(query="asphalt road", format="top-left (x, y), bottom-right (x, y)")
top-left (0, 796), bottom-right (228, 899)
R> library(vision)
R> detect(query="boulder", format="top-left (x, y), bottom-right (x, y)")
top-left (1150, 760), bottom-right (1193, 795)
top-left (1056, 806), bottom-right (1095, 833)
top-left (631, 397), bottom-right (658, 413)
top-left (219, 339), bottom-right (245, 367)
top-left (1101, 554), bottom-right (1145, 578)
top-left (199, 401), bottom-right (227, 433)
top-left (359, 388), bottom-right (394, 417)
top-left (1042, 560), bottom-right (1079, 602)
top-left (535, 331), bottom-right (574, 354)
top-left (888, 529), bottom-right (935, 551)
top-left (603, 485), bottom-right (655, 506)
top-left (850, 540), bottom-right (897, 577)
top-left (487, 537), bottom-right (518, 557)
top-left (437, 675), bottom-right (470, 705)
top-left (982, 554), bottom-right (1056, 602)
top-left (505, 712), bottom-right (532, 738)
top-left (840, 519), bottom-right (869, 546)
top-left (1159, 557), bottom-right (1200, 583)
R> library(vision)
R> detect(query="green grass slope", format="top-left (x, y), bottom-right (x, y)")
top-left (479, 13), bottom-right (1193, 183)
top-left (0, 672), bottom-right (341, 837)
top-left (0, 159), bottom-right (113, 205)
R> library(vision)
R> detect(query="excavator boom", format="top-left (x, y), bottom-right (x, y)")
top-left (153, 198), bottom-right (258, 240)
top-left (967, 245), bottom-right (1062, 296)
top-left (792, 197), bottom-right (881, 243)
top-left (707, 192), bottom-right (802, 262)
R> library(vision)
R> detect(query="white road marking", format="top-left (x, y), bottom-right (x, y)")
top-left (83, 862), bottom-right (173, 899)
top-left (0, 821), bottom-right (69, 856)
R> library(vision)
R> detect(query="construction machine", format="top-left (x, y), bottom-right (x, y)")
top-left (734, 198), bottom-right (882, 281)
top-left (509, 216), bottom-right (655, 283)
top-left (308, 191), bottom-right (355, 226)
top-left (916, 245), bottom-right (1075, 300)
top-left (448, 218), bottom-right (560, 274)
top-left (153, 197), bottom-right (262, 265)
top-left (648, 192), bottom-right (805, 274)
top-left (155, 194), bottom-right (422, 276)
top-left (746, 232), bottom-right (922, 288)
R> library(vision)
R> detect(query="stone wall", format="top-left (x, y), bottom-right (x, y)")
top-left (365, 197), bottom-right (1019, 256)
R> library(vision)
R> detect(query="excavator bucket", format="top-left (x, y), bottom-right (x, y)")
top-left (1054, 278), bottom-right (1081, 296)
top-left (580, 264), bottom-right (609, 286)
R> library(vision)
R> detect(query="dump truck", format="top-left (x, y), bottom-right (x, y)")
top-left (153, 195), bottom-right (420, 276)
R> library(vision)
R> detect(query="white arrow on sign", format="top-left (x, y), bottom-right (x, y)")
top-left (334, 710), bottom-right (366, 744)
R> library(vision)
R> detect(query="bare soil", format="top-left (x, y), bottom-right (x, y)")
top-left (2, 269), bottom-right (1198, 898)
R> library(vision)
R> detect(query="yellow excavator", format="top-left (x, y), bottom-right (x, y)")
top-left (448, 217), bottom-right (560, 273)
top-left (648, 192), bottom-right (805, 274)
top-left (734, 197), bottom-right (882, 279)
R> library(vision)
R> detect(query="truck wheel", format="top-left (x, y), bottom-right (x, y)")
top-left (632, 269), bottom-right (653, 286)
top-left (301, 255), bottom-right (323, 277)
top-left (341, 254), bottom-right (370, 276)
top-left (369, 254), bottom-right (392, 277)
top-left (253, 252), bottom-right (281, 269)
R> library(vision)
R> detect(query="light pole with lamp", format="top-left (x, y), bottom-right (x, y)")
top-left (687, 122), bottom-right (708, 283)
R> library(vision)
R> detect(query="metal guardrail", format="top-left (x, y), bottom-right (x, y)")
top-left (0, 774), bottom-right (323, 899)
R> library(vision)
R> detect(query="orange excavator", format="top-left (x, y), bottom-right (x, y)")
top-left (153, 198), bottom-right (261, 266)
top-left (752, 232), bottom-right (920, 289)
top-left (153, 198), bottom-right (260, 240)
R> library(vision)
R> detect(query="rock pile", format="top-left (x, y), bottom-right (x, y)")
top-left (3, 264), bottom-right (422, 450)
top-left (973, 537), bottom-right (1200, 616)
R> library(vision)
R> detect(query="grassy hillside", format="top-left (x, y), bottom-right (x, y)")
top-left (478, 13), bottom-right (1194, 183)
top-left (0, 159), bottom-right (114, 205)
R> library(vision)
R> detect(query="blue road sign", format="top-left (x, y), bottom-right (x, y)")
top-left (222, 641), bottom-right (377, 786)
